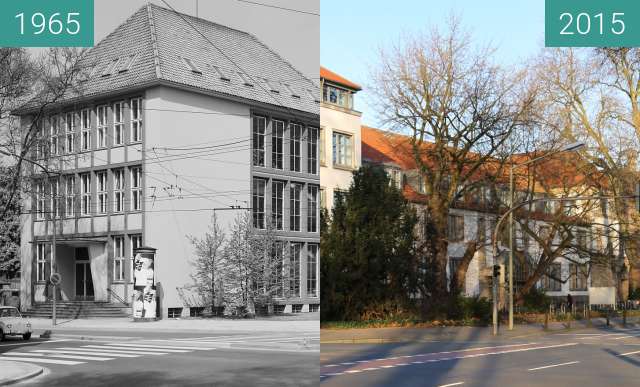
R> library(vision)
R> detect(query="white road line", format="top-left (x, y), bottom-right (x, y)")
top-left (79, 346), bottom-right (167, 355)
top-left (0, 355), bottom-right (84, 365)
top-left (108, 342), bottom-right (215, 351)
top-left (438, 383), bottom-right (465, 387)
top-left (0, 339), bottom-right (69, 348)
top-left (528, 361), bottom-right (580, 371)
top-left (35, 349), bottom-right (140, 358)
top-left (4, 352), bottom-right (114, 361)
top-left (619, 350), bottom-right (640, 356)
top-left (90, 345), bottom-right (189, 353)
top-left (614, 335), bottom-right (640, 340)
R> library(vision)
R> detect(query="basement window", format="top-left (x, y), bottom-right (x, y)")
top-left (181, 57), bottom-right (202, 75)
top-left (309, 304), bottom-right (319, 313)
top-left (167, 307), bottom-right (183, 318)
top-left (189, 307), bottom-right (204, 317)
top-left (292, 304), bottom-right (303, 313)
top-left (273, 305), bottom-right (285, 315)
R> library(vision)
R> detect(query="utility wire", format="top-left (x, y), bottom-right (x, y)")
top-left (235, 0), bottom-right (319, 16)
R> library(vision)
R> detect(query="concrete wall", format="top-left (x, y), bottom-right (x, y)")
top-left (144, 86), bottom-right (251, 318)
top-left (319, 103), bottom-right (362, 210)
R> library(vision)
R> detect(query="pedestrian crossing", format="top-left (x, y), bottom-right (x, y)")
top-left (0, 333), bottom-right (319, 367)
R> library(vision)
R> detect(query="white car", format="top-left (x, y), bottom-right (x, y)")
top-left (0, 306), bottom-right (32, 341)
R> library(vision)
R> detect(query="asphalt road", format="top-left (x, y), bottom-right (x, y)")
top-left (0, 329), bottom-right (318, 386)
top-left (320, 327), bottom-right (640, 387)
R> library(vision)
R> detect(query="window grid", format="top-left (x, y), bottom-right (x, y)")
top-left (307, 185), bottom-right (319, 233)
top-left (332, 132), bottom-right (352, 167)
top-left (289, 183), bottom-right (302, 232)
top-left (49, 116), bottom-right (59, 156)
top-left (131, 98), bottom-right (142, 143)
top-left (97, 171), bottom-right (107, 214)
top-left (97, 105), bottom-right (107, 148)
top-left (130, 167), bottom-right (142, 211)
top-left (307, 244), bottom-right (319, 298)
top-left (65, 175), bottom-right (75, 217)
top-left (113, 102), bottom-right (124, 146)
top-left (65, 112), bottom-right (75, 154)
top-left (113, 236), bottom-right (125, 281)
top-left (289, 243), bottom-right (301, 298)
top-left (290, 123), bottom-right (302, 172)
top-left (252, 116), bottom-right (266, 167)
top-left (36, 181), bottom-right (45, 220)
top-left (49, 180), bottom-right (61, 219)
top-left (81, 109), bottom-right (91, 151)
top-left (113, 169), bottom-right (124, 213)
top-left (81, 173), bottom-right (91, 215)
top-left (130, 234), bottom-right (142, 282)
top-left (252, 177), bottom-right (266, 229)
top-left (271, 180), bottom-right (284, 230)
top-left (307, 127), bottom-right (318, 174)
top-left (271, 119), bottom-right (284, 169)
top-left (36, 243), bottom-right (47, 282)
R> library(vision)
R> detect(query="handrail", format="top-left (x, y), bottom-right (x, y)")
top-left (106, 287), bottom-right (129, 306)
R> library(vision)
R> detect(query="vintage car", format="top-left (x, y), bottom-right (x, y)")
top-left (0, 306), bottom-right (32, 341)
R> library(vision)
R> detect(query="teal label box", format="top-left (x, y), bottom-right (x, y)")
top-left (0, 0), bottom-right (94, 47)
top-left (546, 0), bottom-right (640, 47)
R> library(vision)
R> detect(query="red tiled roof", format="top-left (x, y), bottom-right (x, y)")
top-left (320, 66), bottom-right (362, 91)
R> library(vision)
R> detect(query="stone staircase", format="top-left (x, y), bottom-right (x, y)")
top-left (25, 300), bottom-right (131, 319)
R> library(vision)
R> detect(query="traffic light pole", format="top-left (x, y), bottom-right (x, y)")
top-left (492, 266), bottom-right (498, 336)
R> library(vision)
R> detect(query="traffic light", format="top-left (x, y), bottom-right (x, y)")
top-left (493, 264), bottom-right (501, 278)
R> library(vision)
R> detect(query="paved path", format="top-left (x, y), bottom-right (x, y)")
top-left (321, 325), bottom-right (640, 386)
top-left (0, 359), bottom-right (43, 385)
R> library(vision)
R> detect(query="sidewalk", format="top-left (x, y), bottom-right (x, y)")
top-left (0, 360), bottom-right (43, 386)
top-left (320, 317), bottom-right (640, 344)
top-left (29, 315), bottom-right (319, 334)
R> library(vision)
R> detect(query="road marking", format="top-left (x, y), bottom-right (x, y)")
top-left (614, 335), bottom-right (640, 340)
top-left (89, 345), bottom-right (189, 353)
top-left (79, 346), bottom-right (167, 355)
top-left (4, 352), bottom-right (114, 361)
top-left (528, 361), bottom-right (580, 371)
top-left (438, 383), bottom-right (464, 387)
top-left (619, 350), bottom-right (640, 356)
top-left (106, 342), bottom-right (215, 351)
top-left (0, 339), bottom-right (69, 348)
top-left (0, 355), bottom-right (84, 365)
top-left (34, 349), bottom-right (140, 358)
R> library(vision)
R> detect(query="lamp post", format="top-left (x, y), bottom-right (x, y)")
top-left (492, 193), bottom-right (637, 334)
top-left (506, 142), bottom-right (585, 331)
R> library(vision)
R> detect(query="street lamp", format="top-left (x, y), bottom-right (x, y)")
top-left (506, 142), bottom-right (585, 331)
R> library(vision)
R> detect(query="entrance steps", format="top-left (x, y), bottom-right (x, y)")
top-left (25, 300), bottom-right (130, 319)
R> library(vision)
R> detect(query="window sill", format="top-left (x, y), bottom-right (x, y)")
top-left (332, 164), bottom-right (355, 172)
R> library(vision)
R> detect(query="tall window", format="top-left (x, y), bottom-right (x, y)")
top-left (130, 167), bottom-right (142, 211)
top-left (65, 112), bottom-right (75, 154)
top-left (97, 171), bottom-right (107, 214)
top-left (307, 244), bottom-right (319, 298)
top-left (271, 119), bottom-right (284, 169)
top-left (36, 243), bottom-right (47, 282)
top-left (289, 243), bottom-right (301, 297)
top-left (113, 102), bottom-right (123, 145)
top-left (307, 185), bottom-right (319, 233)
top-left (271, 242), bottom-right (284, 298)
top-left (130, 234), bottom-right (142, 281)
top-left (50, 180), bottom-right (60, 218)
top-left (49, 116), bottom-right (59, 156)
top-left (332, 132), bottom-right (352, 167)
top-left (319, 127), bottom-right (325, 165)
top-left (36, 181), bottom-right (45, 220)
top-left (252, 116), bottom-right (266, 167)
top-left (570, 263), bottom-right (588, 291)
top-left (290, 183), bottom-right (302, 231)
top-left (289, 123), bottom-right (302, 172)
top-left (131, 98), bottom-right (142, 143)
top-left (543, 263), bottom-right (562, 291)
top-left (307, 127), bottom-right (318, 174)
top-left (65, 175), bottom-right (75, 217)
top-left (81, 109), bottom-right (91, 151)
top-left (447, 214), bottom-right (465, 242)
top-left (271, 180), bottom-right (284, 230)
top-left (81, 173), bottom-right (91, 215)
top-left (252, 178), bottom-right (266, 229)
top-left (97, 105), bottom-right (107, 148)
top-left (113, 169), bottom-right (124, 213)
top-left (113, 236), bottom-right (125, 281)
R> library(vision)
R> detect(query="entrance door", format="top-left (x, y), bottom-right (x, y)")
top-left (75, 248), bottom-right (94, 300)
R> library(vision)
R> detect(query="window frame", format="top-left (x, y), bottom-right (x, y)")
top-left (307, 244), bottom-right (319, 298)
top-left (289, 182), bottom-right (302, 232)
top-left (130, 98), bottom-right (142, 143)
top-left (289, 242), bottom-right (302, 298)
top-left (289, 123), bottom-right (302, 172)
top-left (113, 101), bottom-right (124, 146)
top-left (307, 185), bottom-right (319, 233)
top-left (332, 131), bottom-right (353, 168)
top-left (252, 116), bottom-right (266, 167)
top-left (80, 173), bottom-right (91, 216)
top-left (80, 109), bottom-right (91, 151)
top-left (65, 112), bottom-right (75, 154)
top-left (271, 180), bottom-right (284, 230)
top-left (36, 243), bottom-right (47, 283)
top-left (252, 177), bottom-right (266, 229)
top-left (307, 127), bottom-right (319, 174)
top-left (113, 169), bottom-right (125, 213)
top-left (271, 119), bottom-right (284, 169)
top-left (130, 167), bottom-right (142, 211)
top-left (97, 105), bottom-right (108, 148)
top-left (96, 171), bottom-right (108, 214)
top-left (65, 175), bottom-right (75, 218)
top-left (113, 235), bottom-right (125, 282)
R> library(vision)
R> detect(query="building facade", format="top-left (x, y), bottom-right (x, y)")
top-left (18, 4), bottom-right (320, 318)
top-left (319, 67), bottom-right (362, 210)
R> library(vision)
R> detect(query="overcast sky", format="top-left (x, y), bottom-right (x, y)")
top-left (93, 0), bottom-right (319, 80)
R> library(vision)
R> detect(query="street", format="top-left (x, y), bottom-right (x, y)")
top-left (0, 327), bottom-right (318, 386)
top-left (320, 326), bottom-right (640, 387)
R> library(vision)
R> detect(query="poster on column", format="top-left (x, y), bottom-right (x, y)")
top-left (133, 252), bottom-right (156, 319)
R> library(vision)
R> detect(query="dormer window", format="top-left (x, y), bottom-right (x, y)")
top-left (284, 83), bottom-right (300, 99)
top-left (212, 66), bottom-right (231, 82)
top-left (322, 83), bottom-right (353, 109)
top-left (102, 58), bottom-right (120, 77)
top-left (117, 54), bottom-right (137, 73)
top-left (181, 57), bottom-right (202, 75)
top-left (238, 72), bottom-right (254, 87)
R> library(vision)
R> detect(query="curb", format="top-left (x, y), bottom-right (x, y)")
top-left (0, 366), bottom-right (44, 386)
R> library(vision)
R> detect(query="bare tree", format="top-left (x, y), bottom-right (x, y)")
top-left (370, 18), bottom-right (536, 310)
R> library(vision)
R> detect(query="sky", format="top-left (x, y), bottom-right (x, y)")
top-left (86, 0), bottom-right (319, 80)
top-left (321, 0), bottom-right (545, 127)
